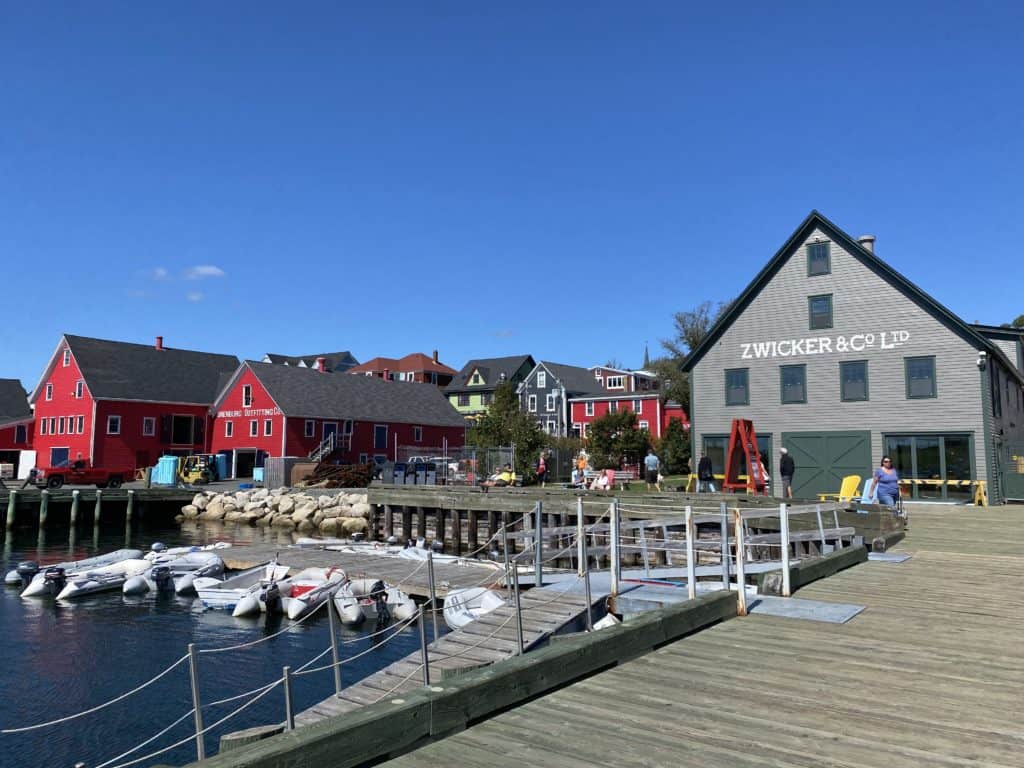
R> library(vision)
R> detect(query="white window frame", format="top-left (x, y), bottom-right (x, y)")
top-left (528, 394), bottom-right (537, 412)
top-left (609, 401), bottom-right (618, 413)
top-left (49, 417), bottom-right (56, 434)
top-left (359, 453), bottom-right (368, 463)
top-left (264, 419), bottom-right (273, 436)
top-left (414, 426), bottom-right (423, 442)
top-left (58, 417), bottom-right (65, 435)
top-left (634, 399), bottom-right (643, 413)
top-left (15, 424), bottom-right (27, 443)
top-left (585, 402), bottom-right (594, 416)
top-left (581, 423), bottom-right (588, 438)
top-left (62, 349), bottom-right (71, 367)
top-left (142, 417), bottom-right (156, 437)
top-left (304, 420), bottom-right (315, 438)
top-left (572, 422), bottom-right (582, 436)
top-left (537, 371), bottom-right (547, 388)
top-left (75, 380), bottom-right (84, 399)
top-left (606, 375), bottom-right (624, 389)
top-left (40, 419), bottom-right (48, 436)
top-left (546, 419), bottom-right (557, 434)
top-left (225, 421), bottom-right (234, 438)
top-left (639, 420), bottom-right (650, 431)
top-left (343, 420), bottom-right (353, 435)
top-left (76, 415), bottom-right (84, 434)
top-left (45, 383), bottom-right (53, 401)
top-left (250, 420), bottom-right (258, 437)
top-left (107, 415), bottom-right (121, 435)
top-left (545, 393), bottom-right (556, 412)
top-left (242, 384), bottom-right (252, 407)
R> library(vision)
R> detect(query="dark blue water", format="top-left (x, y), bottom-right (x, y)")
top-left (0, 518), bottom-right (441, 768)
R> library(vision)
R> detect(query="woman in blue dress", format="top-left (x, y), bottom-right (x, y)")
top-left (870, 456), bottom-right (900, 506)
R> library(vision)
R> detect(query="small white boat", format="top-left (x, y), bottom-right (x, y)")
top-left (347, 578), bottom-right (418, 623)
top-left (195, 562), bottom-right (290, 613)
top-left (283, 567), bottom-right (347, 620)
top-left (56, 559), bottom-right (152, 600)
top-left (333, 582), bottom-right (365, 625)
top-left (123, 551), bottom-right (226, 596)
top-left (228, 563), bottom-right (296, 618)
top-left (17, 549), bottom-right (146, 597)
top-left (443, 587), bottom-right (505, 630)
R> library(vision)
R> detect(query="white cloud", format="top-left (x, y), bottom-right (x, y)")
top-left (185, 265), bottom-right (226, 280)
top-left (151, 267), bottom-right (169, 281)
top-left (186, 291), bottom-right (204, 303)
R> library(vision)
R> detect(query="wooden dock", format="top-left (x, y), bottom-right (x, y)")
top-left (379, 504), bottom-right (1024, 767)
top-left (294, 580), bottom-right (601, 728)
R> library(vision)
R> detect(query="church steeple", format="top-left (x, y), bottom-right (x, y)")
top-left (642, 342), bottom-right (650, 369)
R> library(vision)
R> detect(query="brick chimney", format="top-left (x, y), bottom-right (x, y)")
top-left (155, 336), bottom-right (164, 351)
top-left (432, 350), bottom-right (439, 364)
top-left (315, 356), bottom-right (327, 372)
top-left (383, 368), bottom-right (390, 380)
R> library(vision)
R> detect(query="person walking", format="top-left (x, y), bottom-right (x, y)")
top-left (644, 449), bottom-right (662, 492)
top-left (697, 452), bottom-right (715, 493)
top-left (779, 447), bottom-right (795, 499)
top-left (536, 452), bottom-right (549, 488)
top-left (869, 456), bottom-right (900, 506)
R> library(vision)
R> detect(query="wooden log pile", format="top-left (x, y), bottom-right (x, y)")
top-left (295, 462), bottom-right (374, 489)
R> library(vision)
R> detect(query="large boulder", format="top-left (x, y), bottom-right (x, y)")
top-left (340, 516), bottom-right (368, 534)
top-left (241, 512), bottom-right (262, 525)
top-left (181, 504), bottom-right (199, 519)
top-left (292, 503), bottom-right (317, 524)
top-left (252, 488), bottom-right (270, 501)
top-left (244, 501), bottom-right (266, 514)
top-left (192, 494), bottom-right (210, 510)
top-left (321, 505), bottom-right (342, 519)
top-left (257, 514), bottom-right (274, 527)
top-left (296, 519), bottom-right (316, 533)
top-left (319, 517), bottom-right (339, 535)
top-left (277, 496), bottom-right (295, 515)
top-left (200, 506), bottom-right (225, 521)
top-left (224, 510), bottom-right (245, 522)
top-left (272, 515), bottom-right (296, 529)
top-left (318, 495), bottom-right (338, 510)
top-left (234, 492), bottom-right (251, 506)
top-left (205, 499), bottom-right (225, 519)
top-left (350, 502), bottom-right (371, 519)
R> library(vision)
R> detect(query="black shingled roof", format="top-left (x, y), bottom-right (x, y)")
top-left (540, 362), bottom-right (606, 396)
top-left (0, 379), bottom-right (31, 427)
top-left (264, 351), bottom-right (359, 372)
top-left (241, 362), bottom-right (467, 426)
top-left (445, 355), bottom-right (535, 395)
top-left (59, 335), bottom-right (239, 405)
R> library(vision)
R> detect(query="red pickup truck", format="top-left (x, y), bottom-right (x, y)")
top-left (33, 461), bottom-right (130, 490)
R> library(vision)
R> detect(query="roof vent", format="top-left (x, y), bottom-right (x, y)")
top-left (432, 350), bottom-right (439, 364)
top-left (857, 235), bottom-right (876, 253)
top-left (155, 336), bottom-right (164, 351)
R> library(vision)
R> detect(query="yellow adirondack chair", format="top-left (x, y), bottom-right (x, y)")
top-left (817, 474), bottom-right (862, 502)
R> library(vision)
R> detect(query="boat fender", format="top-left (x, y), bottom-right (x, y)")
top-left (386, 535), bottom-right (398, 546)
top-left (16, 561), bottom-right (39, 589)
top-left (43, 566), bottom-right (67, 594)
top-left (263, 582), bottom-right (283, 615)
top-left (152, 565), bottom-right (174, 592)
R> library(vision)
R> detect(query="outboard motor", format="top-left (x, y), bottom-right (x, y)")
top-left (262, 582), bottom-right (283, 615)
top-left (150, 542), bottom-right (167, 554)
top-left (351, 532), bottom-right (365, 543)
top-left (386, 535), bottom-right (398, 546)
top-left (370, 579), bottom-right (390, 622)
top-left (405, 539), bottom-right (415, 549)
top-left (43, 566), bottom-right (67, 595)
top-left (151, 565), bottom-right (174, 592)
top-left (16, 561), bottom-right (39, 590)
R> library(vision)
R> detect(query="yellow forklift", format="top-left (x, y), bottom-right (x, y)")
top-left (178, 454), bottom-right (218, 485)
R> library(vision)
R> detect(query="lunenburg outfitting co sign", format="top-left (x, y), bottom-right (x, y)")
top-left (740, 330), bottom-right (910, 360)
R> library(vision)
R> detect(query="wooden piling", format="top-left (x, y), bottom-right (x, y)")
top-left (39, 490), bottom-right (49, 528)
top-left (416, 506), bottom-right (426, 540)
top-left (94, 490), bottom-right (103, 527)
top-left (126, 489), bottom-right (135, 523)
top-left (450, 509), bottom-right (462, 555)
top-left (70, 490), bottom-right (80, 525)
top-left (401, 507), bottom-right (412, 541)
top-left (5, 489), bottom-right (15, 530)
top-left (467, 510), bottom-right (479, 553)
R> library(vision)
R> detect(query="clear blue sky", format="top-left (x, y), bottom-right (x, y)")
top-left (2, 2), bottom-right (1022, 391)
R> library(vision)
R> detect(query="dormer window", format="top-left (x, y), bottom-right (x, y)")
top-left (470, 372), bottom-right (482, 385)
top-left (808, 242), bottom-right (831, 276)
top-left (62, 349), bottom-right (71, 367)
top-left (242, 384), bottom-right (252, 408)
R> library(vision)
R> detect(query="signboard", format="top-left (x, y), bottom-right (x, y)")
top-left (216, 407), bottom-right (283, 419)
top-left (741, 330), bottom-right (910, 360)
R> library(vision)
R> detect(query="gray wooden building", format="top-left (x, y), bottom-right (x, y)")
top-left (683, 211), bottom-right (1024, 503)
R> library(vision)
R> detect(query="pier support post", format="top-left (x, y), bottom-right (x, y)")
top-left (534, 501), bottom-right (543, 587)
top-left (6, 489), bottom-right (17, 530)
top-left (126, 490), bottom-right (135, 523)
top-left (578, 498), bottom-right (593, 632)
top-left (435, 507), bottom-right (445, 549)
top-left (383, 504), bottom-right (394, 540)
top-left (779, 503), bottom-right (791, 597)
top-left (450, 509), bottom-right (462, 555)
top-left (94, 490), bottom-right (103, 528)
top-left (401, 507), bottom-right (412, 542)
top-left (70, 490), bottom-right (80, 526)
top-left (720, 501), bottom-right (730, 589)
top-left (609, 500), bottom-right (621, 604)
top-left (685, 506), bottom-right (696, 600)
top-left (418, 604), bottom-right (431, 686)
top-left (188, 643), bottom-right (206, 760)
top-left (501, 513), bottom-right (513, 597)
top-left (510, 543), bottom-right (525, 656)
top-left (327, 596), bottom-right (343, 697)
top-left (39, 490), bottom-right (49, 528)
top-left (467, 510), bottom-right (478, 553)
top-left (416, 506), bottom-right (426, 540)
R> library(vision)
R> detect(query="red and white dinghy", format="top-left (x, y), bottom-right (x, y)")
top-left (283, 567), bottom-right (348, 620)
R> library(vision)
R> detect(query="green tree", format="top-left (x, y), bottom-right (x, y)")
top-left (1012, 315), bottom-right (1024, 329)
top-left (467, 382), bottom-right (545, 479)
top-left (654, 299), bottom-right (732, 406)
top-left (657, 417), bottom-right (691, 475)
top-left (586, 410), bottom-right (652, 470)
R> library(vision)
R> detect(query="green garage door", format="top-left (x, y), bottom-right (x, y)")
top-left (782, 431), bottom-right (872, 500)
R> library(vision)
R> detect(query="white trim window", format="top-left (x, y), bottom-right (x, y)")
top-left (242, 384), bottom-right (252, 407)
top-left (606, 376), bottom-right (624, 389)
top-left (305, 420), bottom-right (315, 438)
top-left (585, 402), bottom-right (594, 416)
top-left (343, 420), bottom-right (353, 435)
top-left (572, 422), bottom-right (582, 436)
top-left (639, 420), bottom-right (649, 430)
top-left (608, 401), bottom-right (618, 413)
top-left (107, 415), bottom-right (121, 435)
top-left (528, 394), bottom-right (537, 412)
top-left (546, 419), bottom-right (557, 434)
top-left (249, 420), bottom-right (258, 437)
top-left (45, 383), bottom-right (53, 401)
top-left (581, 423), bottom-right (588, 438)
top-left (537, 371), bottom-right (547, 388)
top-left (359, 453), bottom-right (368, 464)
top-left (76, 415), bottom-right (84, 434)
top-left (58, 417), bottom-right (66, 435)
top-left (62, 349), bottom-right (71, 367)
top-left (264, 419), bottom-right (273, 436)
top-left (40, 419), bottom-right (48, 436)
top-left (545, 393), bottom-right (556, 412)
top-left (633, 399), bottom-right (642, 413)
top-left (49, 417), bottom-right (56, 434)
top-left (75, 380), bottom-right (84, 399)
top-left (142, 417), bottom-right (156, 437)
top-left (225, 421), bottom-right (234, 438)
top-left (413, 426), bottom-right (423, 442)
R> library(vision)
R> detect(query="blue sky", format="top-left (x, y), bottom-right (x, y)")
top-left (2, 2), bottom-right (1022, 390)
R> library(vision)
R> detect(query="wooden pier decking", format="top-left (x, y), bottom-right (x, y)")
top-left (294, 580), bottom-right (600, 728)
top-left (380, 504), bottom-right (1024, 767)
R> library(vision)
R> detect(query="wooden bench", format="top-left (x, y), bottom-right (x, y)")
top-left (582, 469), bottom-right (636, 491)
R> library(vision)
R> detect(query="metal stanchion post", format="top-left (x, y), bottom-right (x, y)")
top-left (418, 604), bottom-right (431, 685)
top-left (733, 510), bottom-right (748, 616)
top-left (188, 643), bottom-right (205, 760)
top-left (581, 528), bottom-right (593, 632)
top-left (327, 595), bottom-right (342, 698)
top-left (685, 506), bottom-right (697, 600)
top-left (501, 514), bottom-right (513, 599)
top-left (511, 549), bottom-right (525, 655)
top-left (780, 503), bottom-right (791, 597)
top-left (609, 500), bottom-right (621, 604)
top-left (427, 550), bottom-right (439, 643)
top-left (534, 501), bottom-right (543, 587)
top-left (720, 501), bottom-right (730, 590)
top-left (576, 497), bottom-right (585, 578)
top-left (815, 503), bottom-right (827, 553)
top-left (282, 666), bottom-right (295, 730)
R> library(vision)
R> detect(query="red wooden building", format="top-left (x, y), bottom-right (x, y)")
top-left (29, 335), bottom-right (238, 473)
top-left (348, 351), bottom-right (457, 387)
top-left (210, 361), bottom-right (467, 478)
top-left (568, 393), bottom-right (689, 439)
top-left (0, 379), bottom-right (34, 477)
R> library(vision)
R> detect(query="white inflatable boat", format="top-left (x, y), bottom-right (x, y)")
top-left (123, 550), bottom-right (226, 596)
top-left (333, 582), bottom-right (365, 625)
top-left (346, 577), bottom-right (418, 623)
top-left (283, 567), bottom-right (348, 620)
top-left (55, 558), bottom-right (153, 600)
top-left (194, 562), bottom-right (290, 613)
top-left (443, 587), bottom-right (506, 630)
top-left (15, 549), bottom-right (146, 597)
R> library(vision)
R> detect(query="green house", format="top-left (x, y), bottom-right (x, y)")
top-left (445, 355), bottom-right (535, 420)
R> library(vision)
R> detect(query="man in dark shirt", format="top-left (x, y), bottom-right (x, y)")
top-left (779, 447), bottom-right (795, 499)
top-left (697, 452), bottom-right (715, 493)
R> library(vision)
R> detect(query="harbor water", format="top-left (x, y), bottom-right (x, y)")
top-left (0, 517), bottom-right (443, 768)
